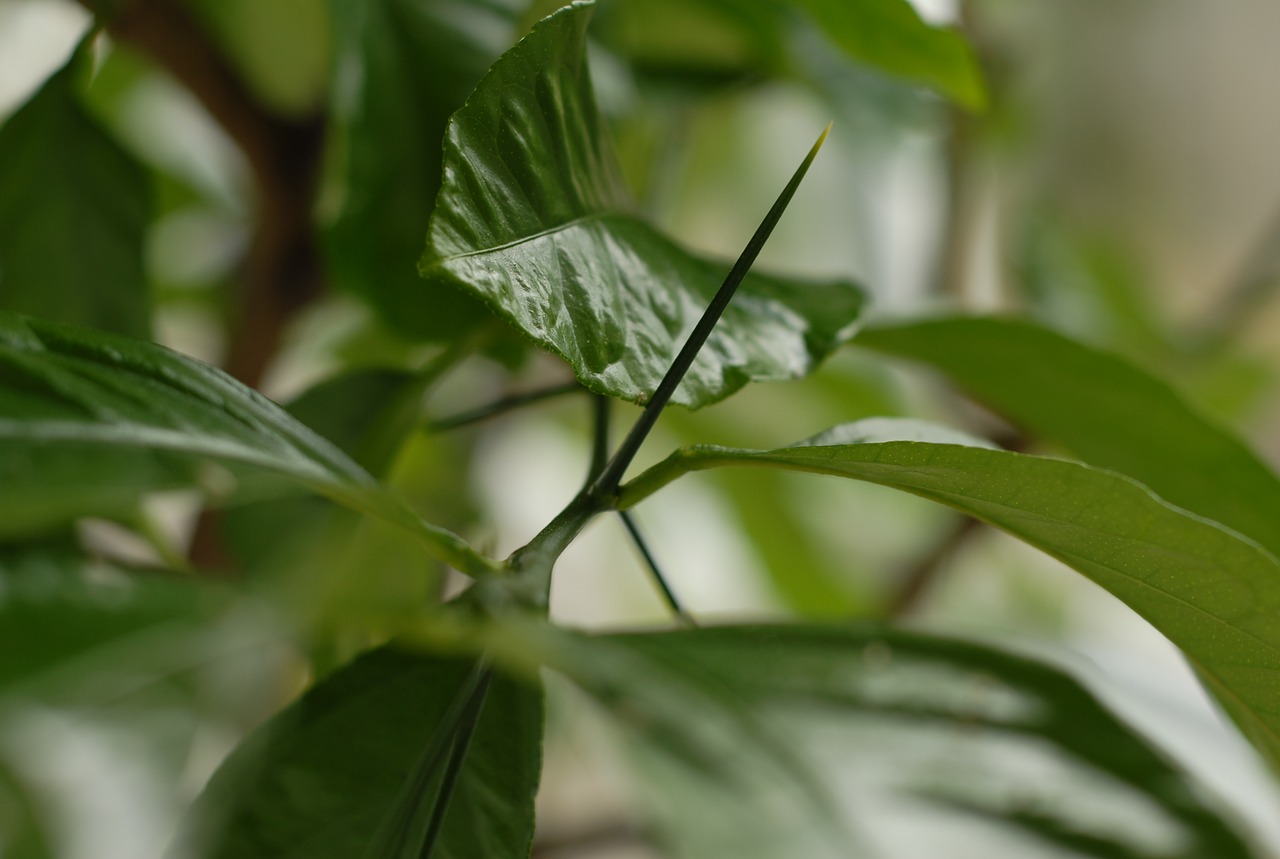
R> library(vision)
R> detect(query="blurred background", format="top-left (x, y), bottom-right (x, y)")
top-left (3, 0), bottom-right (1280, 856)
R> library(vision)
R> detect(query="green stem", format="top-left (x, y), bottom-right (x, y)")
top-left (618, 510), bottom-right (694, 624)
top-left (587, 124), bottom-right (832, 503)
top-left (426, 381), bottom-right (582, 433)
top-left (615, 448), bottom-right (708, 510)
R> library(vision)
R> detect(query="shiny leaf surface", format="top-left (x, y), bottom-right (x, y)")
top-left (419, 1), bottom-right (864, 408)
top-left (619, 417), bottom-right (1280, 768)
top-left (857, 316), bottom-right (1280, 557)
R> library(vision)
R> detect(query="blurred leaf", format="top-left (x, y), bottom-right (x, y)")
top-left (181, 647), bottom-right (542, 859)
top-left (0, 760), bottom-right (53, 859)
top-left (187, 0), bottom-right (332, 114)
top-left (0, 38), bottom-right (152, 338)
top-left (593, 0), bottom-right (986, 109)
top-left (325, 0), bottom-right (517, 341)
top-left (524, 622), bottom-right (1251, 859)
top-left (420, 1), bottom-right (864, 408)
top-left (620, 417), bottom-right (1280, 770)
top-left (796, 0), bottom-right (986, 110)
top-left (0, 312), bottom-right (496, 575)
top-left (0, 541), bottom-right (216, 702)
top-left (857, 316), bottom-right (1280, 557)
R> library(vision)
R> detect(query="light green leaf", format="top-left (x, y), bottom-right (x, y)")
top-left (797, 0), bottom-right (986, 110)
top-left (0, 312), bottom-right (496, 576)
top-left (325, 0), bottom-right (516, 340)
top-left (419, 1), bottom-right (864, 408)
top-left (181, 647), bottom-right (542, 859)
top-left (527, 622), bottom-right (1251, 858)
top-left (619, 417), bottom-right (1280, 768)
top-left (0, 38), bottom-right (152, 338)
top-left (857, 316), bottom-right (1280, 557)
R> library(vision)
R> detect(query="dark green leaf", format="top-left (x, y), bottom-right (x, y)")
top-left (325, 0), bottom-right (516, 340)
top-left (619, 417), bottom-right (1280, 769)
top-left (856, 316), bottom-right (1280, 557)
top-left (0, 312), bottom-right (496, 575)
top-left (0, 39), bottom-right (152, 338)
top-left (529, 622), bottom-right (1251, 858)
top-left (181, 647), bottom-right (542, 859)
top-left (419, 1), bottom-right (864, 408)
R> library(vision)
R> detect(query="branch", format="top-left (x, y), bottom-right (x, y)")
top-left (81, 0), bottom-right (326, 387)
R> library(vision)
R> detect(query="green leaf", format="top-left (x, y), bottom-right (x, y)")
top-left (796, 0), bottom-right (986, 110)
top-left (0, 312), bottom-right (496, 576)
top-left (618, 417), bottom-right (1280, 769)
top-left (181, 647), bottom-right (542, 859)
top-left (531, 622), bottom-right (1251, 858)
top-left (419, 1), bottom-right (864, 408)
top-left (0, 541), bottom-right (219, 703)
top-left (325, 0), bottom-right (516, 340)
top-left (0, 760), bottom-right (54, 859)
top-left (856, 316), bottom-right (1280, 558)
top-left (0, 38), bottom-right (152, 338)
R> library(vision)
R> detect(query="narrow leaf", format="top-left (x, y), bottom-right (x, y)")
top-left (857, 316), bottom-right (1280, 557)
top-left (419, 1), bottom-right (864, 408)
top-left (0, 312), bottom-right (496, 576)
top-left (0, 37), bottom-right (152, 338)
top-left (618, 417), bottom-right (1280, 768)
top-left (180, 647), bottom-right (542, 859)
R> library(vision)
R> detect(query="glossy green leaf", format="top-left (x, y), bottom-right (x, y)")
top-left (796, 0), bottom-right (986, 110)
top-left (619, 417), bottom-right (1280, 768)
top-left (419, 1), bottom-right (864, 408)
top-left (0, 38), bottom-right (152, 338)
top-left (325, 0), bottom-right (515, 340)
top-left (529, 622), bottom-right (1251, 858)
top-left (0, 312), bottom-right (496, 576)
top-left (181, 647), bottom-right (542, 859)
top-left (857, 316), bottom-right (1280, 558)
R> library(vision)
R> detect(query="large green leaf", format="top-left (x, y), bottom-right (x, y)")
top-left (0, 312), bottom-right (495, 576)
top-left (0, 37), bottom-right (152, 338)
top-left (419, 1), bottom-right (864, 408)
top-left (857, 316), bottom-right (1280, 558)
top-left (618, 417), bottom-right (1280, 768)
top-left (508, 622), bottom-right (1252, 858)
top-left (325, 0), bottom-right (516, 340)
top-left (181, 647), bottom-right (542, 859)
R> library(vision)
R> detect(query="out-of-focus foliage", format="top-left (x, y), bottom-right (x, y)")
top-left (1, 1), bottom-right (1278, 857)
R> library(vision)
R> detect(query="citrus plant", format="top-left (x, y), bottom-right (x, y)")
top-left (1, 1), bottom-right (1277, 857)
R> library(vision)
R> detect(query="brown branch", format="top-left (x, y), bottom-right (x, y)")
top-left (81, 0), bottom-right (326, 387)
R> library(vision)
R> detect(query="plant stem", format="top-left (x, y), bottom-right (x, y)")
top-left (587, 394), bottom-right (611, 485)
top-left (618, 510), bottom-right (693, 624)
top-left (426, 381), bottom-right (582, 432)
top-left (586, 124), bottom-right (832, 503)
